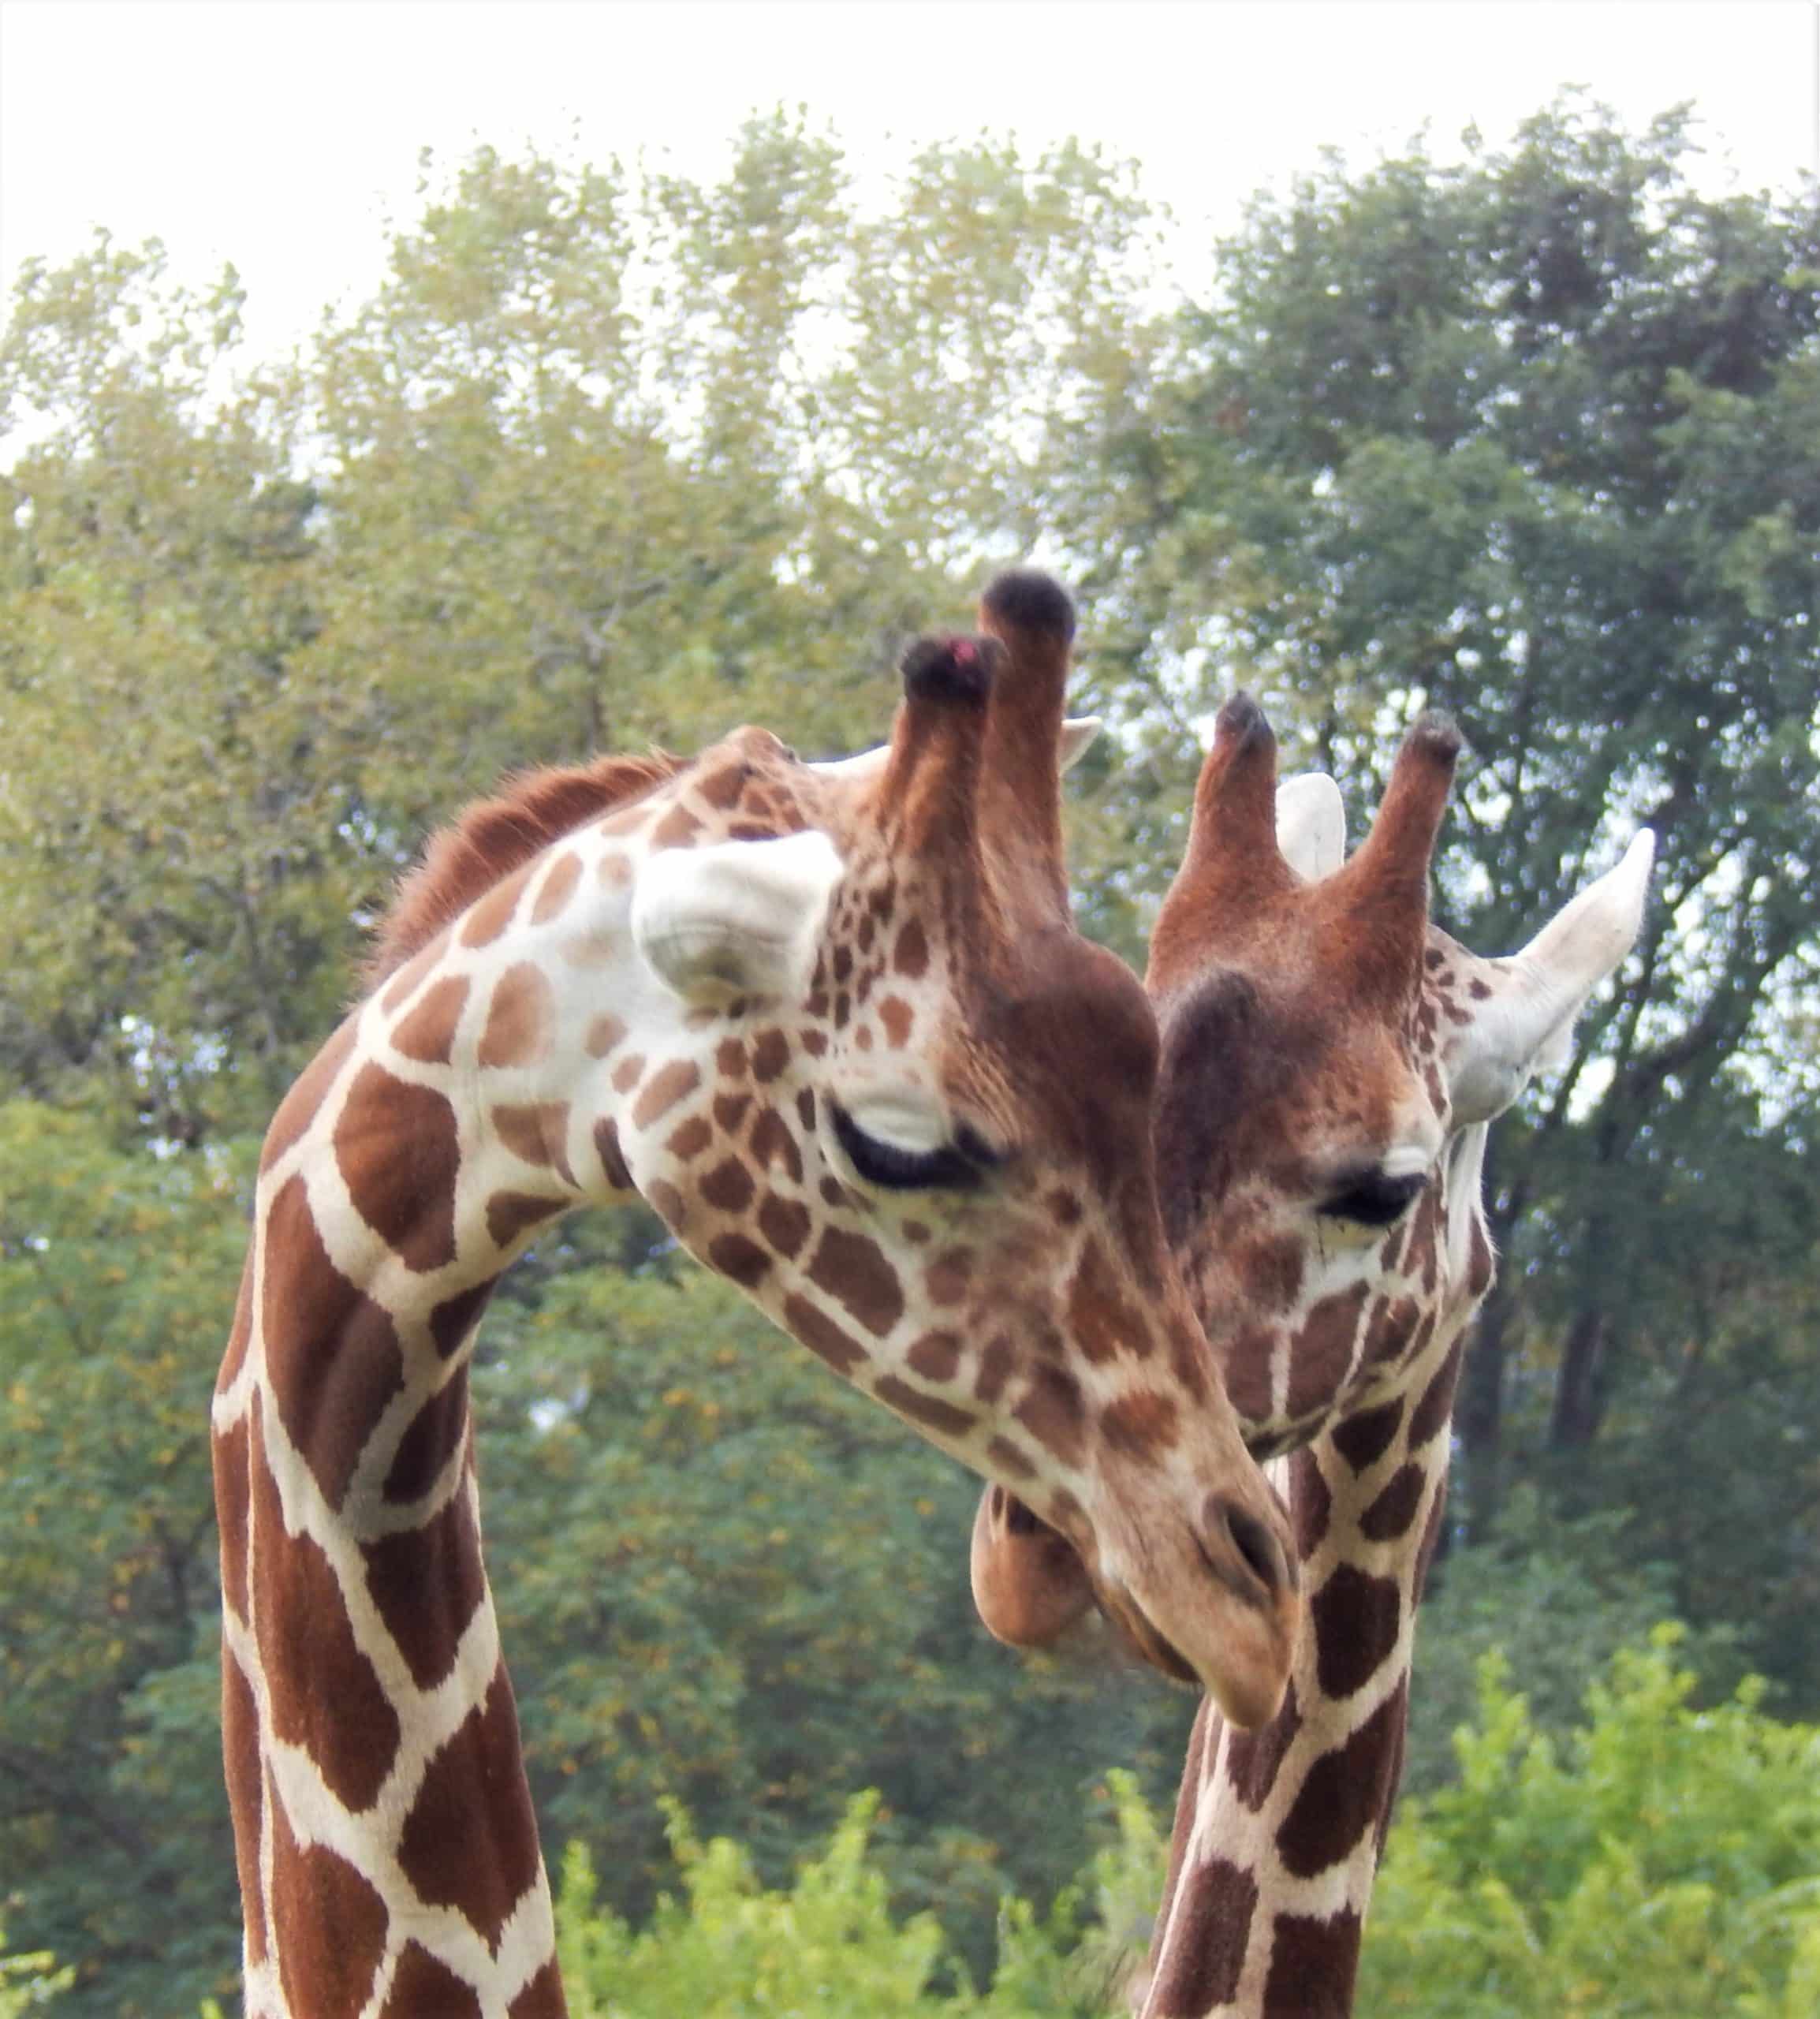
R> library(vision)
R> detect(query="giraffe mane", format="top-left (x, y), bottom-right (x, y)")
top-left (367, 749), bottom-right (684, 981)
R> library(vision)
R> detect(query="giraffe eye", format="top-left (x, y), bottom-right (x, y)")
top-left (830, 1103), bottom-right (1000, 1192)
top-left (1318, 1170), bottom-right (1426, 1227)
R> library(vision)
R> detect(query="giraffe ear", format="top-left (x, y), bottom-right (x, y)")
top-left (813, 715), bottom-right (1102, 785)
top-left (1275, 774), bottom-right (1346, 881)
top-left (1445, 830), bottom-right (1654, 1124)
top-left (632, 830), bottom-right (844, 1006)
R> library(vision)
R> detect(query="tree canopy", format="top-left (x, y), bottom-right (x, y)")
top-left (1, 98), bottom-right (1814, 2015)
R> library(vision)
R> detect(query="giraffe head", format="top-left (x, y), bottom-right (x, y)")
top-left (518, 575), bottom-right (1298, 1728)
top-left (972, 693), bottom-right (1651, 1648)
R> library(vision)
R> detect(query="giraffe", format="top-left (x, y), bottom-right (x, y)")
top-left (211, 572), bottom-right (1303, 2019)
top-left (967, 692), bottom-right (1653, 2017)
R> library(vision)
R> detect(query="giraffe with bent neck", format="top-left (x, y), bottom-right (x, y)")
top-left (211, 573), bottom-right (1302, 2018)
top-left (971, 694), bottom-right (1652, 2017)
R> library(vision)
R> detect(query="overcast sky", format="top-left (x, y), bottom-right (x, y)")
top-left (2, 1), bottom-right (1815, 364)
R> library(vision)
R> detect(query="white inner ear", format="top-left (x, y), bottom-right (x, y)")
top-left (814, 715), bottom-right (1102, 783)
top-left (632, 830), bottom-right (843, 1007)
top-left (1276, 774), bottom-right (1346, 881)
top-left (1445, 830), bottom-right (1655, 1125)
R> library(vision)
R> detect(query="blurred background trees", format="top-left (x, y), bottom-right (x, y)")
top-left (1, 99), bottom-right (1814, 2014)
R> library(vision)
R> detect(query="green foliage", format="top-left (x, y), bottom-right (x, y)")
top-left (551, 1777), bottom-right (1165, 2017)
top-left (3, 96), bottom-right (1816, 2016)
top-left (1363, 1629), bottom-right (1820, 2015)
top-left (0, 1930), bottom-right (72, 2017)
top-left (0, 1104), bottom-right (248, 2014)
top-left (476, 1241), bottom-right (1192, 1965)
top-left (1401, 1490), bottom-right (1746, 1796)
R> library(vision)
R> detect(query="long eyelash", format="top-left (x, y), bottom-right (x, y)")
top-left (830, 1103), bottom-right (998, 1192)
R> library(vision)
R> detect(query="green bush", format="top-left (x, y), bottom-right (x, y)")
top-left (553, 1775), bottom-right (1166, 2017)
top-left (550, 1633), bottom-right (1820, 2017)
top-left (1363, 1627), bottom-right (1820, 2016)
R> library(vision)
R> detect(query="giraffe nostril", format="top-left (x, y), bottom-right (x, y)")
top-left (1204, 1495), bottom-right (1297, 1603)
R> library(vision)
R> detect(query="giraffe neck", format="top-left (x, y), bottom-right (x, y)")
top-left (1141, 1129), bottom-right (1492, 2019)
top-left (211, 745), bottom-right (839, 2015)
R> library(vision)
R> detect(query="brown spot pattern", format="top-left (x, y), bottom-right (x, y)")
top-left (749, 1108), bottom-right (804, 1183)
top-left (270, 1792), bottom-right (389, 2019)
top-left (985, 1435), bottom-right (1036, 1480)
top-left (666, 1114), bottom-right (712, 1161)
top-left (487, 1191), bottom-right (566, 1250)
top-left (363, 1488), bottom-right (487, 1691)
top-left (1276, 1676), bottom-right (1408, 1879)
top-left (1151, 1855), bottom-right (1259, 2015)
top-left (878, 997), bottom-right (914, 1047)
top-left (479, 964), bottom-right (556, 1069)
top-left (782, 1293), bottom-right (866, 1375)
top-left (975, 1334), bottom-right (1014, 1404)
top-left (1330, 1395), bottom-right (1404, 1473)
top-left (393, 976), bottom-right (470, 1064)
top-left (215, 1416), bottom-right (252, 1617)
top-left (492, 1102), bottom-right (576, 1183)
top-left (1360, 1461), bottom-right (1427, 1543)
top-left (380, 933), bottom-right (449, 1014)
top-left (1068, 1241), bottom-right (1143, 1363)
top-left (262, 1176), bottom-right (405, 1507)
top-left (251, 1420), bottom-right (400, 1811)
top-left (430, 1281), bottom-right (497, 1360)
top-left (611, 1053), bottom-right (647, 1095)
top-left (708, 1232), bottom-right (771, 1287)
top-left (460, 864), bottom-right (533, 951)
top-left (807, 1227), bottom-right (904, 1337)
top-left (925, 1247), bottom-right (973, 1308)
top-left (907, 1330), bottom-right (962, 1383)
top-left (700, 1158), bottom-right (755, 1214)
top-left (1015, 1364), bottom-right (1086, 1467)
top-left (221, 1650), bottom-right (267, 1962)
top-left (594, 1118), bottom-right (632, 1192)
top-left (1101, 1389), bottom-right (1180, 1458)
top-left (751, 1028), bottom-right (791, 1082)
top-left (218, 1256), bottom-right (255, 1392)
top-left (529, 851), bottom-right (582, 925)
top-left (1286, 1283), bottom-right (1368, 1417)
top-left (875, 1374), bottom-right (976, 1439)
top-left (1236, 1233), bottom-right (1305, 1312)
top-left (1363, 1293), bottom-right (1420, 1368)
top-left (893, 919), bottom-right (930, 978)
top-left (1312, 1563), bottom-right (1402, 1700)
top-left (508, 1962), bottom-right (566, 2019)
top-left (1407, 1337), bottom-right (1464, 1448)
top-left (757, 1194), bottom-right (811, 1258)
top-left (385, 1375), bottom-right (471, 1502)
top-left (397, 1666), bottom-right (543, 1949)
top-left (632, 1059), bottom-right (700, 1129)
top-left (334, 1065), bottom-right (461, 1273)
top-left (651, 802), bottom-right (700, 847)
top-left (1225, 1681), bottom-right (1302, 1812)
top-left (586, 1013), bottom-right (627, 1058)
top-left (1290, 1446), bottom-right (1332, 1558)
top-left (381, 1945), bottom-right (483, 2019)
top-left (262, 1014), bottom-right (360, 1170)
top-left (1262, 1908), bottom-right (1363, 2017)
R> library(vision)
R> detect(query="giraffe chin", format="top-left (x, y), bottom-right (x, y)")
top-left (1095, 1576), bottom-right (1294, 1731)
top-left (970, 1487), bottom-right (1296, 1730)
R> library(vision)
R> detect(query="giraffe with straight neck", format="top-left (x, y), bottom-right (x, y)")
top-left (211, 574), bottom-right (1302, 2019)
top-left (969, 694), bottom-right (1652, 2017)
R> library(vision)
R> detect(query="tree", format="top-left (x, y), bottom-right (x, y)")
top-left (1052, 98), bottom-right (1820, 1688)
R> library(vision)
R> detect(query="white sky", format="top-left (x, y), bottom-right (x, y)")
top-left (2, 1), bottom-right (1815, 366)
